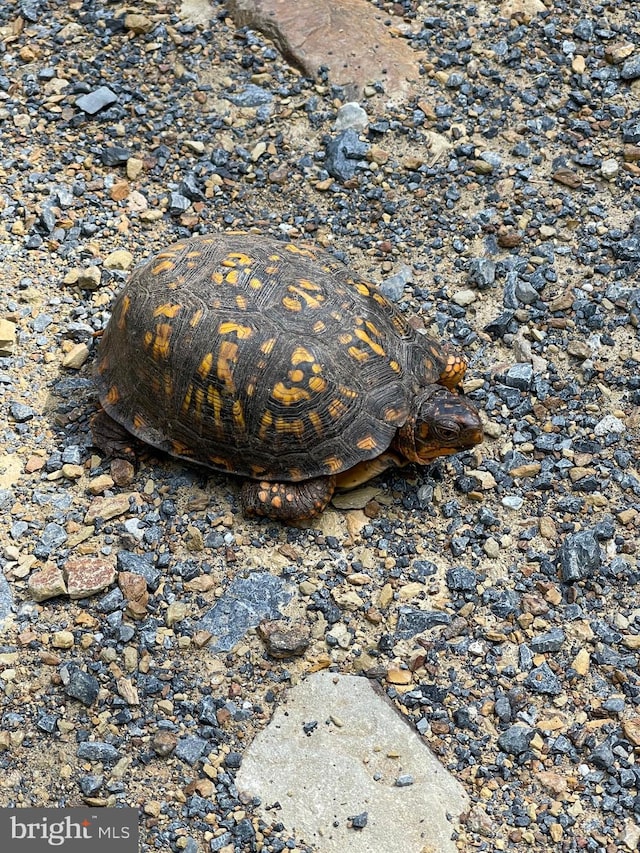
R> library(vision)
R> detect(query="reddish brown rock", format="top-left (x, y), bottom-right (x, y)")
top-left (66, 556), bottom-right (116, 598)
top-left (257, 619), bottom-right (311, 659)
top-left (119, 571), bottom-right (149, 619)
top-left (28, 563), bottom-right (67, 601)
top-left (25, 454), bottom-right (46, 473)
top-left (110, 458), bottom-right (135, 487)
top-left (151, 730), bottom-right (177, 757)
top-left (227, 0), bottom-right (420, 101)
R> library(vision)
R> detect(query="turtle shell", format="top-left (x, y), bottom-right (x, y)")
top-left (96, 232), bottom-right (457, 482)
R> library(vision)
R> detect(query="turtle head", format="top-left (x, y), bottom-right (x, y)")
top-left (395, 386), bottom-right (483, 465)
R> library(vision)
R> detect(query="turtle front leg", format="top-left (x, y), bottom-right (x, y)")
top-left (90, 408), bottom-right (137, 463)
top-left (240, 476), bottom-right (336, 522)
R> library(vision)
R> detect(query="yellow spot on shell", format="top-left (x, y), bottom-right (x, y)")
top-left (260, 337), bottom-right (276, 356)
top-left (208, 454), bottom-right (232, 470)
top-left (291, 346), bottom-right (315, 365)
top-left (264, 266), bottom-right (278, 275)
top-left (132, 413), bottom-right (146, 431)
top-left (117, 295), bottom-right (131, 330)
top-left (339, 333), bottom-right (353, 345)
top-left (181, 384), bottom-right (193, 413)
top-left (207, 386), bottom-right (222, 426)
top-left (249, 277), bottom-right (263, 289)
top-left (153, 323), bottom-right (172, 359)
top-left (211, 271), bottom-right (224, 284)
top-left (225, 269), bottom-right (239, 284)
top-left (392, 315), bottom-right (408, 334)
top-left (308, 376), bottom-right (327, 393)
top-left (289, 369), bottom-right (304, 382)
top-left (258, 410), bottom-right (273, 440)
top-left (171, 439), bottom-right (192, 456)
top-left (228, 252), bottom-right (252, 266)
top-left (153, 303), bottom-right (182, 318)
top-left (232, 399), bottom-right (245, 430)
top-left (217, 341), bottom-right (238, 392)
top-left (282, 296), bottom-right (302, 312)
top-left (198, 352), bottom-right (213, 379)
top-left (373, 292), bottom-right (388, 306)
top-left (383, 406), bottom-right (406, 424)
top-left (285, 243), bottom-right (315, 257)
top-left (323, 455), bottom-right (344, 474)
top-left (354, 328), bottom-right (385, 357)
top-left (286, 284), bottom-right (323, 309)
top-left (313, 320), bottom-right (326, 333)
top-left (268, 253), bottom-right (281, 261)
top-left (144, 331), bottom-right (153, 348)
top-left (328, 398), bottom-right (348, 418)
top-left (218, 321), bottom-right (253, 339)
top-left (389, 359), bottom-right (401, 373)
top-left (221, 258), bottom-right (237, 268)
top-left (309, 411), bottom-right (323, 434)
top-left (356, 435), bottom-right (378, 451)
top-left (151, 259), bottom-right (175, 276)
top-left (105, 386), bottom-right (120, 405)
top-left (297, 278), bottom-right (322, 292)
top-left (348, 346), bottom-right (369, 363)
top-left (236, 294), bottom-right (248, 310)
top-left (272, 382), bottom-right (311, 405)
top-left (339, 385), bottom-right (358, 399)
top-left (190, 308), bottom-right (204, 328)
top-left (275, 417), bottom-right (305, 436)
top-left (353, 281), bottom-right (371, 296)
top-left (365, 320), bottom-right (383, 338)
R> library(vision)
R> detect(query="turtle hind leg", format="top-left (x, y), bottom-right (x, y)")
top-left (241, 475), bottom-right (336, 522)
top-left (90, 408), bottom-right (137, 463)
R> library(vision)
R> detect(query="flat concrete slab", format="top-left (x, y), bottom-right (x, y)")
top-left (236, 671), bottom-right (469, 853)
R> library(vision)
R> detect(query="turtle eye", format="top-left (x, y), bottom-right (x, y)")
top-left (435, 420), bottom-right (460, 443)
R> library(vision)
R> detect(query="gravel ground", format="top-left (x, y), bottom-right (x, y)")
top-left (1, 0), bottom-right (640, 851)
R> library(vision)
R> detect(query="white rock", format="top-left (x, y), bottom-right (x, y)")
top-left (335, 102), bottom-right (369, 132)
top-left (236, 671), bottom-right (469, 853)
top-left (600, 158), bottom-right (619, 180)
top-left (594, 414), bottom-right (625, 436)
top-left (452, 288), bottom-right (477, 307)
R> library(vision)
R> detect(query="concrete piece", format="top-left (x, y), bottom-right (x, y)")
top-left (236, 671), bottom-right (469, 853)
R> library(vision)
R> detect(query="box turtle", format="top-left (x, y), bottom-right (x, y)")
top-left (93, 232), bottom-right (483, 521)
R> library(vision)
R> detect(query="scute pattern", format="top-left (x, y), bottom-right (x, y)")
top-left (96, 233), bottom-right (454, 481)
